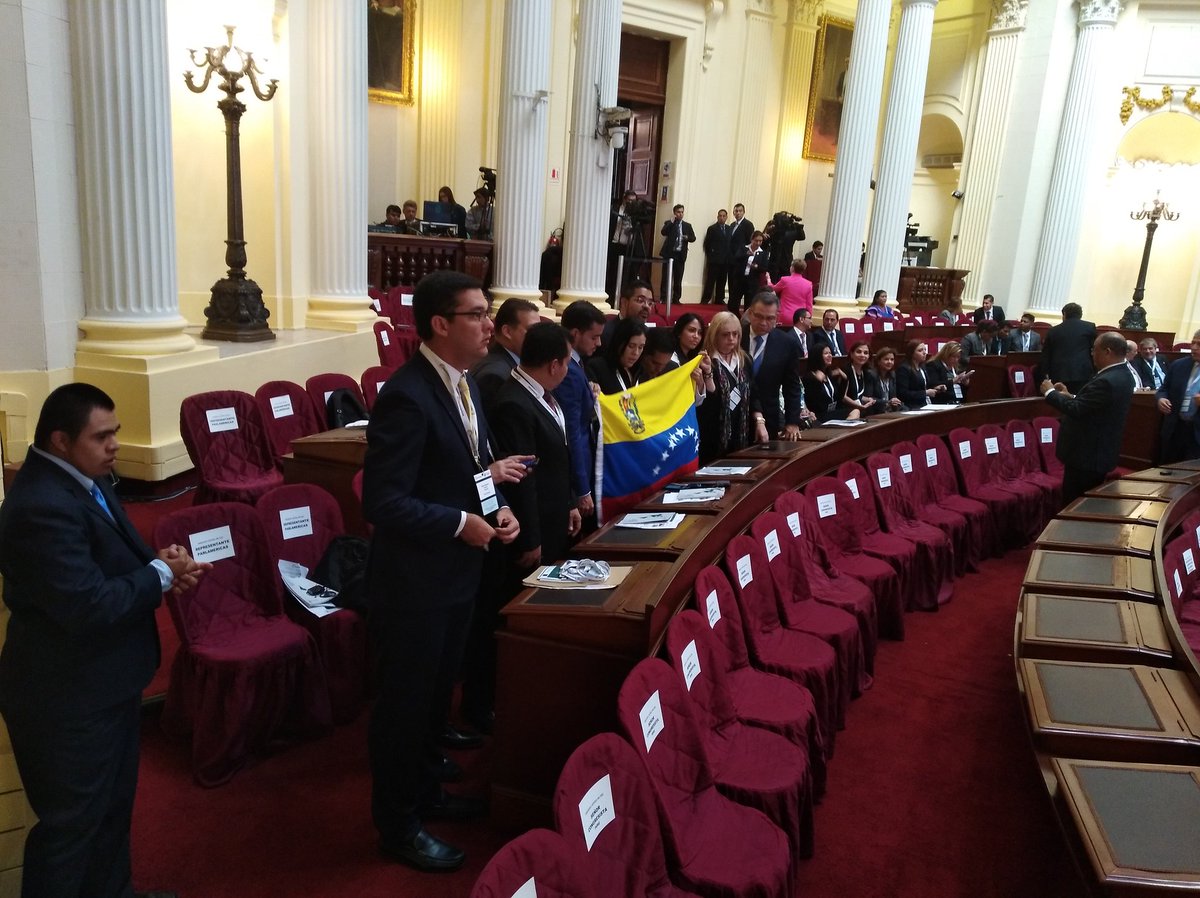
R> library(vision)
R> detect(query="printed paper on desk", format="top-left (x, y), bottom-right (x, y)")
top-left (1185, 548), bottom-right (1196, 575)
top-left (764, 529), bottom-right (781, 561)
top-left (736, 554), bottom-right (753, 587)
top-left (705, 589), bottom-right (721, 628)
top-left (786, 512), bottom-right (802, 536)
top-left (681, 640), bottom-right (701, 691)
top-left (984, 437), bottom-right (1000, 455)
top-left (1012, 431), bottom-right (1026, 448)
top-left (380, 330), bottom-right (390, 346)
top-left (899, 454), bottom-right (913, 474)
top-left (639, 690), bottom-right (665, 752)
top-left (269, 395), bottom-right (294, 419)
top-left (205, 407), bottom-right (239, 433)
top-left (817, 493), bottom-right (837, 518)
top-left (958, 441), bottom-right (972, 459)
top-left (925, 447), bottom-right (939, 468)
top-left (189, 525), bottom-right (235, 563)
top-left (1040, 427), bottom-right (1053, 444)
top-left (845, 478), bottom-right (859, 500)
top-left (662, 487), bottom-right (724, 504)
top-left (279, 505), bottom-right (314, 540)
top-left (578, 774), bottom-right (617, 851)
top-left (512, 877), bottom-right (537, 898)
top-left (876, 467), bottom-right (892, 489)
top-left (696, 465), bottom-right (752, 476)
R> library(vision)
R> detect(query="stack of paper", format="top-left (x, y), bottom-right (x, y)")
top-left (695, 465), bottom-right (751, 476)
top-left (617, 512), bottom-right (685, 530)
top-left (662, 486), bottom-right (725, 504)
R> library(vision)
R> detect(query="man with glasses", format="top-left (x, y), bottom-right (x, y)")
top-left (1155, 331), bottom-right (1200, 463)
top-left (601, 279), bottom-right (654, 348)
top-left (363, 271), bottom-right (527, 872)
top-left (741, 291), bottom-right (814, 440)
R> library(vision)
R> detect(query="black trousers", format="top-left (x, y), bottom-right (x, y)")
top-left (369, 600), bottom-right (473, 842)
top-left (1060, 466), bottom-right (1107, 508)
top-left (4, 695), bottom-right (141, 898)
top-left (701, 261), bottom-right (729, 304)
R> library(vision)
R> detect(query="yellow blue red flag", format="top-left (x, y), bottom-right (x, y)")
top-left (597, 355), bottom-right (701, 520)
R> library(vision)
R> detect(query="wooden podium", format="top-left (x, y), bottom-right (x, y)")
top-left (281, 428), bottom-right (368, 535)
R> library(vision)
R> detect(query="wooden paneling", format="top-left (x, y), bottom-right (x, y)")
top-left (617, 33), bottom-right (669, 105)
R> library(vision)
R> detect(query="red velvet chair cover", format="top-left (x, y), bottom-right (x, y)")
top-left (616, 658), bottom-right (794, 898)
top-left (978, 423), bottom-right (1056, 526)
top-left (749, 513), bottom-right (867, 698)
top-left (554, 732), bottom-right (706, 898)
top-left (835, 460), bottom-right (942, 611)
top-left (1006, 364), bottom-right (1036, 398)
top-left (360, 365), bottom-right (395, 411)
top-left (154, 503), bottom-right (331, 786)
top-left (662, 611), bottom-right (815, 862)
top-left (692, 566), bottom-right (828, 779)
top-left (1164, 540), bottom-right (1200, 654)
top-left (470, 829), bottom-right (595, 898)
top-left (1005, 420), bottom-right (1063, 510)
top-left (304, 373), bottom-right (366, 428)
top-left (1178, 510), bottom-right (1200, 557)
top-left (724, 536), bottom-right (842, 741)
top-left (911, 435), bottom-right (997, 569)
top-left (796, 481), bottom-right (907, 638)
top-left (254, 380), bottom-right (323, 468)
top-left (946, 427), bottom-right (1037, 549)
top-left (884, 441), bottom-right (972, 577)
top-left (858, 455), bottom-right (956, 607)
top-left (255, 484), bottom-right (366, 724)
top-left (180, 390), bottom-right (284, 505)
top-left (372, 320), bottom-right (404, 368)
top-left (1032, 416), bottom-right (1064, 478)
top-left (384, 285), bottom-right (416, 329)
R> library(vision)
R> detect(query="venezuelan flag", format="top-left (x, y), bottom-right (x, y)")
top-left (597, 355), bottom-right (702, 521)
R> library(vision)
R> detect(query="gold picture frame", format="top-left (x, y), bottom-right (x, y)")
top-left (803, 15), bottom-right (854, 163)
top-left (368, 0), bottom-right (416, 106)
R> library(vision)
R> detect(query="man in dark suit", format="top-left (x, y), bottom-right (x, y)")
top-left (791, 308), bottom-right (812, 358)
top-left (1040, 302), bottom-right (1097, 393)
top-left (554, 302), bottom-right (605, 524)
top-left (1133, 337), bottom-right (1166, 390)
top-left (0, 383), bottom-right (208, 898)
top-left (469, 298), bottom-right (540, 413)
top-left (972, 294), bottom-right (1005, 324)
top-left (742, 292), bottom-right (815, 439)
top-left (811, 308), bottom-right (848, 357)
top-left (658, 204), bottom-right (696, 302)
top-left (961, 320), bottom-right (1003, 360)
top-left (491, 323), bottom-right (581, 570)
top-left (729, 230), bottom-right (769, 316)
top-left (363, 271), bottom-right (524, 872)
top-left (700, 209), bottom-right (733, 305)
top-left (1009, 313), bottom-right (1043, 353)
top-left (1040, 331), bottom-right (1134, 505)
top-left (1155, 331), bottom-right (1200, 463)
top-left (727, 202), bottom-right (754, 255)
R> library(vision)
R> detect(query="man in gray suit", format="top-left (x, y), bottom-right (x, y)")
top-left (1008, 313), bottom-right (1042, 353)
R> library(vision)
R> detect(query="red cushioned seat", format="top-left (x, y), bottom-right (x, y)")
top-left (305, 373), bottom-right (366, 428)
top-left (470, 829), bottom-right (594, 898)
top-left (1032, 416), bottom-right (1064, 479)
top-left (154, 502), bottom-right (331, 786)
top-left (254, 380), bottom-right (323, 468)
top-left (948, 426), bottom-right (1040, 548)
top-left (886, 440), bottom-right (973, 577)
top-left (256, 484), bottom-right (366, 724)
top-left (978, 423), bottom-right (1056, 528)
top-left (1007, 364), bottom-right (1036, 398)
top-left (360, 365), bottom-right (395, 411)
top-left (1005, 419), bottom-right (1063, 511)
top-left (372, 320), bottom-right (405, 368)
top-left (911, 435), bottom-right (998, 568)
top-left (692, 566), bottom-right (828, 780)
top-left (617, 659), bottom-right (794, 898)
top-left (384, 285), bottom-right (416, 329)
top-left (180, 390), bottom-right (284, 505)
top-left (725, 536), bottom-right (842, 741)
top-left (554, 733), bottom-right (705, 897)
top-left (750, 512), bottom-right (867, 699)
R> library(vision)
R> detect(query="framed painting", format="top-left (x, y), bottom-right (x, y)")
top-left (803, 15), bottom-right (854, 162)
top-left (368, 0), bottom-right (416, 106)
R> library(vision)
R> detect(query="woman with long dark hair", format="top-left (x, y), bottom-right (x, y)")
top-left (671, 313), bottom-right (705, 365)
top-left (896, 339), bottom-right (945, 408)
top-left (867, 346), bottom-right (904, 412)
top-left (437, 185), bottom-right (468, 236)
top-left (841, 340), bottom-right (879, 416)
top-left (925, 341), bottom-right (973, 404)
top-left (805, 345), bottom-right (856, 421)
top-left (587, 317), bottom-right (647, 394)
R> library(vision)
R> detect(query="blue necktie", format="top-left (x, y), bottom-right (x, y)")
top-left (90, 483), bottom-right (114, 521)
top-left (753, 335), bottom-right (765, 375)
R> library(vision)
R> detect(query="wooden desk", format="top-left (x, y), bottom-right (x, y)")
top-left (572, 514), bottom-right (714, 561)
top-left (730, 440), bottom-right (813, 460)
top-left (1023, 550), bottom-right (1157, 602)
top-left (1020, 659), bottom-right (1200, 765)
top-left (1035, 519), bottom-right (1157, 558)
top-left (1051, 758), bottom-right (1200, 895)
top-left (1088, 479), bottom-right (1190, 502)
top-left (682, 457), bottom-right (781, 483)
top-left (1058, 496), bottom-right (1169, 526)
top-left (1122, 467), bottom-right (1200, 486)
top-left (633, 481), bottom-right (753, 515)
top-left (1017, 593), bottom-right (1173, 665)
top-left (282, 428), bottom-right (368, 536)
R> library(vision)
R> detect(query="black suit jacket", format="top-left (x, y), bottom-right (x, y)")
top-left (972, 305), bottom-right (1005, 324)
top-left (1041, 317), bottom-right (1097, 387)
top-left (489, 377), bottom-right (574, 563)
top-left (743, 327), bottom-right (804, 434)
top-left (0, 451), bottom-right (162, 714)
top-left (1132, 355), bottom-right (1164, 390)
top-left (703, 222), bottom-right (733, 265)
top-left (659, 219), bottom-right (697, 259)
top-left (1044, 364), bottom-right (1133, 475)
top-left (1156, 357), bottom-right (1200, 450)
top-left (811, 327), bottom-right (847, 358)
top-left (470, 344), bottom-right (518, 415)
top-left (363, 351), bottom-right (500, 611)
top-left (727, 218), bottom-right (755, 253)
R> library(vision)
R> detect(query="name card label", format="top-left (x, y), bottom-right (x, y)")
top-left (681, 640), bottom-right (701, 691)
top-left (371, 298), bottom-right (381, 312)
top-left (1040, 427), bottom-right (1053, 444)
top-left (736, 554), bottom-right (753, 587)
top-left (786, 512), bottom-right (802, 536)
top-left (1012, 431), bottom-right (1026, 448)
top-left (862, 323), bottom-right (874, 334)
top-left (1186, 548), bottom-right (1196, 576)
top-left (206, 407), bottom-right (239, 433)
top-left (845, 478), bottom-right (860, 500)
top-left (958, 441), bottom-right (972, 459)
top-left (380, 329), bottom-right (390, 346)
top-left (817, 494), bottom-right (837, 518)
top-left (984, 437), bottom-right (1000, 455)
top-left (189, 525), bottom-right (235, 563)
top-left (269, 395), bottom-right (294, 419)
top-left (1013, 370), bottom-right (1026, 383)
top-left (764, 529), bottom-right (781, 561)
top-left (279, 505), bottom-right (314, 540)
top-left (899, 454), bottom-right (913, 474)
top-left (926, 447), bottom-right (939, 468)
top-left (377, 381), bottom-right (387, 395)
top-left (1175, 568), bottom-right (1183, 598)
top-left (639, 690), bottom-right (664, 752)
top-left (578, 774), bottom-right (616, 851)
top-left (876, 467), bottom-right (892, 489)
top-left (401, 293), bottom-right (414, 307)
top-left (705, 589), bottom-right (721, 628)
top-left (512, 877), bottom-right (537, 898)
top-left (323, 390), bottom-right (334, 405)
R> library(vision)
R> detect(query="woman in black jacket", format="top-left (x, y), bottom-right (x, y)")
top-left (896, 339), bottom-right (945, 408)
top-left (587, 317), bottom-right (647, 395)
top-left (804, 345), bottom-right (856, 421)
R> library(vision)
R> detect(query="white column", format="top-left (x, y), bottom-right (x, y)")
top-left (71, 0), bottom-right (194, 356)
top-left (305, 0), bottom-right (375, 332)
top-left (556, 0), bottom-right (622, 311)
top-left (861, 0), bottom-right (938, 303)
top-left (417, 2), bottom-right (461, 196)
top-left (818, 0), bottom-right (891, 307)
top-left (1027, 0), bottom-right (1123, 315)
top-left (731, 0), bottom-right (779, 211)
top-left (771, 0), bottom-right (823, 213)
top-left (950, 1), bottom-right (1028, 302)
top-left (491, 0), bottom-right (552, 309)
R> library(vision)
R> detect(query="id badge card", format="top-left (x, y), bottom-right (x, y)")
top-left (473, 470), bottom-right (499, 516)
top-left (728, 387), bottom-right (742, 411)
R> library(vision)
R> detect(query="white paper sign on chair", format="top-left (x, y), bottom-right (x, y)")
top-left (279, 506), bottom-right (314, 540)
top-left (817, 494), bottom-right (837, 518)
top-left (925, 448), bottom-right (939, 468)
top-left (206, 407), bottom-right (239, 433)
top-left (511, 876), bottom-right (537, 898)
top-left (705, 589), bottom-right (721, 628)
top-left (639, 690), bottom-right (665, 752)
top-left (681, 640), bottom-right (702, 691)
top-left (189, 525), bottom-right (236, 563)
top-left (786, 512), bottom-right (802, 536)
top-left (269, 395), bottom-right (294, 419)
top-left (578, 774), bottom-right (616, 851)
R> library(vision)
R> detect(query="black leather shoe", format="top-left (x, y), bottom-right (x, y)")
top-left (430, 752), bottom-right (463, 783)
top-left (437, 724), bottom-right (484, 750)
top-left (419, 791), bottom-right (487, 821)
top-left (380, 828), bottom-right (465, 872)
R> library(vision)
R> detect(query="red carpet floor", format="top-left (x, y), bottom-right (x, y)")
top-left (126, 543), bottom-right (1090, 897)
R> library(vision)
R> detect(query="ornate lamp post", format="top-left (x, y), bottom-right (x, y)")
top-left (1120, 192), bottom-right (1180, 331)
top-left (185, 26), bottom-right (278, 342)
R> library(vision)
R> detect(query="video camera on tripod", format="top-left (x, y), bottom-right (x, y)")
top-left (623, 198), bottom-right (656, 225)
